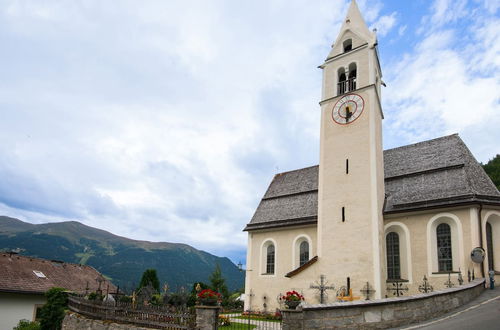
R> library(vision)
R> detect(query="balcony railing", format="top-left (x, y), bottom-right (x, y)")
top-left (337, 77), bottom-right (356, 95)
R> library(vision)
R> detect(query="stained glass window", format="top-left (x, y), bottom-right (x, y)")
top-left (437, 223), bottom-right (453, 272)
top-left (299, 241), bottom-right (309, 266)
top-left (386, 232), bottom-right (401, 279)
top-left (486, 222), bottom-right (494, 271)
top-left (266, 245), bottom-right (275, 274)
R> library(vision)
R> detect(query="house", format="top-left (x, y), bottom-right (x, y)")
top-left (243, 0), bottom-right (500, 312)
top-left (0, 252), bottom-right (116, 329)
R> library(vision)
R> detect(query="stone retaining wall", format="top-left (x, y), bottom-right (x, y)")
top-left (282, 279), bottom-right (485, 329)
top-left (62, 312), bottom-right (155, 330)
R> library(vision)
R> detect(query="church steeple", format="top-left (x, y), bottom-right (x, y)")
top-left (316, 0), bottom-right (385, 299)
top-left (319, 0), bottom-right (382, 103)
top-left (327, 0), bottom-right (376, 60)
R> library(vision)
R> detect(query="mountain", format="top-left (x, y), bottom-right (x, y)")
top-left (0, 216), bottom-right (244, 292)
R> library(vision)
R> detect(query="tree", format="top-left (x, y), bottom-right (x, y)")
top-left (482, 154), bottom-right (500, 190)
top-left (13, 319), bottom-right (41, 330)
top-left (38, 287), bottom-right (68, 330)
top-left (138, 269), bottom-right (160, 292)
top-left (209, 264), bottom-right (228, 298)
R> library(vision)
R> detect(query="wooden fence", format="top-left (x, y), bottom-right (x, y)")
top-left (67, 296), bottom-right (195, 329)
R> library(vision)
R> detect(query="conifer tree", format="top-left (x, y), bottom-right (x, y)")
top-left (138, 269), bottom-right (160, 292)
top-left (482, 154), bottom-right (500, 190)
top-left (209, 264), bottom-right (228, 297)
top-left (38, 287), bottom-right (67, 330)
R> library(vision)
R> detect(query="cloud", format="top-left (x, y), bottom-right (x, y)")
top-left (384, 0), bottom-right (500, 162)
top-left (0, 0), bottom-right (497, 264)
top-left (372, 12), bottom-right (397, 37)
top-left (357, 0), bottom-right (383, 23)
top-left (417, 0), bottom-right (468, 34)
top-left (0, 0), bottom-right (346, 259)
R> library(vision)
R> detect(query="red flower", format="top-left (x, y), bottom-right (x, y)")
top-left (197, 289), bottom-right (221, 300)
top-left (281, 290), bottom-right (304, 301)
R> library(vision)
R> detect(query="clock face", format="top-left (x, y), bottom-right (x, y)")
top-left (332, 93), bottom-right (364, 125)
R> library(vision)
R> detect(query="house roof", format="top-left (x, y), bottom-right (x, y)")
top-left (245, 134), bottom-right (500, 231)
top-left (0, 253), bottom-right (116, 295)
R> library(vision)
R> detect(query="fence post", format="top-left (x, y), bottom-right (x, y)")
top-left (195, 306), bottom-right (220, 330)
top-left (281, 309), bottom-right (304, 330)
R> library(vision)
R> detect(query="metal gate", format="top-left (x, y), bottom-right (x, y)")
top-left (218, 310), bottom-right (282, 330)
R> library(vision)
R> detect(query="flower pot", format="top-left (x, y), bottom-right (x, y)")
top-left (285, 300), bottom-right (301, 309)
top-left (199, 298), bottom-right (218, 306)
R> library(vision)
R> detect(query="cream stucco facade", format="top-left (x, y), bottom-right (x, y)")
top-left (244, 0), bottom-right (500, 313)
top-left (0, 292), bottom-right (45, 329)
top-left (245, 207), bottom-right (500, 311)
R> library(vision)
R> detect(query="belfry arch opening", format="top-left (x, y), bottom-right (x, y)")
top-left (348, 63), bottom-right (357, 91)
top-left (343, 39), bottom-right (352, 52)
top-left (337, 63), bottom-right (357, 95)
top-left (337, 68), bottom-right (347, 95)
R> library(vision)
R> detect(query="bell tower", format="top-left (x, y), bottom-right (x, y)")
top-left (317, 0), bottom-right (386, 299)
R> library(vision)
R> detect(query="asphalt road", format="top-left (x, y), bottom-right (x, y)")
top-left (398, 285), bottom-right (500, 330)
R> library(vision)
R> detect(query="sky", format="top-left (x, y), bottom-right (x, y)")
top-left (0, 0), bottom-right (499, 265)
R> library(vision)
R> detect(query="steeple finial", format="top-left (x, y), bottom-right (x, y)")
top-left (343, 0), bottom-right (371, 38)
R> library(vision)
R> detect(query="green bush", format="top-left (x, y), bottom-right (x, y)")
top-left (13, 319), bottom-right (41, 330)
top-left (150, 293), bottom-right (164, 306)
top-left (87, 292), bottom-right (103, 301)
top-left (119, 295), bottom-right (132, 303)
top-left (38, 287), bottom-right (68, 330)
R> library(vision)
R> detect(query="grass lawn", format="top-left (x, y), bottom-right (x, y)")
top-left (220, 321), bottom-right (257, 329)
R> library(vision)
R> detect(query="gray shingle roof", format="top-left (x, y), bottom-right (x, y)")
top-left (245, 134), bottom-right (500, 231)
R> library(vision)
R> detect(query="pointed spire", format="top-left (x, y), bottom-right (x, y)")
top-left (326, 0), bottom-right (376, 60)
top-left (343, 0), bottom-right (371, 39)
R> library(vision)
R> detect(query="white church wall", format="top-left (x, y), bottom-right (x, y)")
top-left (244, 225), bottom-right (318, 312)
top-left (384, 208), bottom-right (476, 296)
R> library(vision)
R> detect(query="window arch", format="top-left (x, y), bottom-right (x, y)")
top-left (292, 235), bottom-right (312, 269)
top-left (486, 222), bottom-right (494, 270)
top-left (266, 244), bottom-right (275, 274)
top-left (260, 239), bottom-right (277, 276)
top-left (337, 63), bottom-right (357, 96)
top-left (299, 241), bottom-right (309, 266)
top-left (338, 68), bottom-right (347, 95)
top-left (385, 222), bottom-right (412, 282)
top-left (427, 213), bottom-right (463, 275)
top-left (343, 39), bottom-right (352, 52)
top-left (436, 223), bottom-right (452, 272)
top-left (484, 211), bottom-right (500, 272)
top-left (386, 232), bottom-right (401, 280)
top-left (348, 63), bottom-right (357, 91)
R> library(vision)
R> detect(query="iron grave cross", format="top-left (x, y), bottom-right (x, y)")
top-left (310, 275), bottom-right (335, 304)
top-left (360, 281), bottom-right (376, 300)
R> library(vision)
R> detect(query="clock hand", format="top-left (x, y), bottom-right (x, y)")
top-left (345, 107), bottom-right (352, 123)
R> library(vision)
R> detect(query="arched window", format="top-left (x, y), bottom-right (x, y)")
top-left (338, 68), bottom-right (347, 95)
top-left (486, 222), bottom-right (494, 271)
top-left (437, 223), bottom-right (453, 271)
top-left (343, 39), bottom-right (352, 52)
top-left (266, 244), bottom-right (275, 274)
top-left (299, 241), bottom-right (309, 266)
top-left (348, 63), bottom-right (357, 91)
top-left (386, 232), bottom-right (400, 279)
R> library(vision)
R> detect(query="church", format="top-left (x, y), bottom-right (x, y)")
top-left (243, 0), bottom-right (500, 312)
